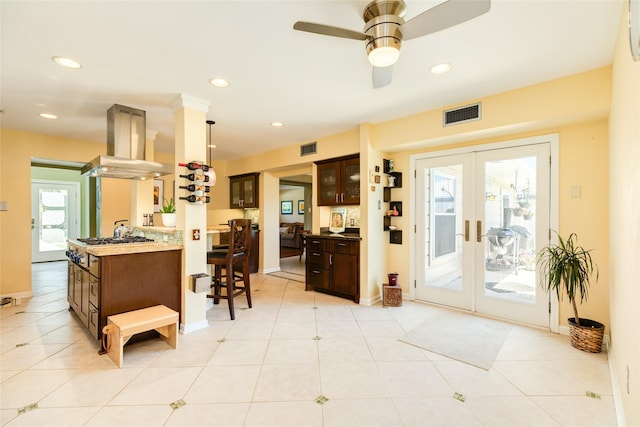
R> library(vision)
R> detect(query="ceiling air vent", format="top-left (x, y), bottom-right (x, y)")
top-left (300, 141), bottom-right (317, 156)
top-left (443, 103), bottom-right (481, 126)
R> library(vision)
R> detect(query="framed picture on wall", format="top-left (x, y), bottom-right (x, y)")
top-left (298, 200), bottom-right (305, 214)
top-left (281, 200), bottom-right (293, 215)
top-left (153, 179), bottom-right (164, 212)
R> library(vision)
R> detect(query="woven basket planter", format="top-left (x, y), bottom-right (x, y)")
top-left (568, 318), bottom-right (605, 353)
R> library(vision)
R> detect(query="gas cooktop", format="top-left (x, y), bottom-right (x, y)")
top-left (77, 236), bottom-right (155, 245)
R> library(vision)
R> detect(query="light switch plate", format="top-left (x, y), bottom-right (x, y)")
top-left (571, 185), bottom-right (582, 198)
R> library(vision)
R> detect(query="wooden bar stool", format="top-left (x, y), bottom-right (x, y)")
top-left (206, 219), bottom-right (252, 320)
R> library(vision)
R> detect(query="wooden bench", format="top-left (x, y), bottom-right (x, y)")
top-left (102, 305), bottom-right (178, 368)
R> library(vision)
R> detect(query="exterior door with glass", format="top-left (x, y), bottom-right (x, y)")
top-left (31, 180), bottom-right (80, 262)
top-left (415, 143), bottom-right (551, 327)
top-left (415, 154), bottom-right (474, 310)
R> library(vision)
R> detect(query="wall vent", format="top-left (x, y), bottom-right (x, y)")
top-left (443, 103), bottom-right (481, 126)
top-left (300, 141), bottom-right (317, 156)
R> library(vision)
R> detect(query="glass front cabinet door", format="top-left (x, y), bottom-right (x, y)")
top-left (229, 173), bottom-right (259, 209)
top-left (316, 155), bottom-right (359, 206)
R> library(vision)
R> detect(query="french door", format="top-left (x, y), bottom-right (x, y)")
top-left (415, 143), bottom-right (551, 327)
top-left (31, 180), bottom-right (80, 262)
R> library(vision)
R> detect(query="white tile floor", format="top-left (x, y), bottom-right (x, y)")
top-left (0, 261), bottom-right (618, 426)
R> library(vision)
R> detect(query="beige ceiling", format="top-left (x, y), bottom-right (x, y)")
top-left (0, 1), bottom-right (623, 161)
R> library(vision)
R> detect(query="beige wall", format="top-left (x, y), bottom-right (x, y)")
top-left (0, 130), bottom-right (105, 296)
top-left (372, 67), bottom-right (611, 152)
top-left (608, 1), bottom-right (640, 424)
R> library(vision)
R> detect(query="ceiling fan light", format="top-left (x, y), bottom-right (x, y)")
top-left (368, 46), bottom-right (400, 67)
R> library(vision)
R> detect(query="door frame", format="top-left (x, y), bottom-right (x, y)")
top-left (409, 133), bottom-right (559, 332)
top-left (31, 179), bottom-right (81, 262)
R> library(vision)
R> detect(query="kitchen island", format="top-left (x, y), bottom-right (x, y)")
top-left (67, 239), bottom-right (182, 347)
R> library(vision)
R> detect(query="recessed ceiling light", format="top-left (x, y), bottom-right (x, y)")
top-left (51, 56), bottom-right (82, 69)
top-left (209, 78), bottom-right (230, 88)
top-left (271, 122), bottom-right (284, 127)
top-left (430, 63), bottom-right (452, 74)
top-left (39, 113), bottom-right (58, 119)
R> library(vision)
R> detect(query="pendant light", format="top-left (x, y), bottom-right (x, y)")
top-left (205, 120), bottom-right (217, 187)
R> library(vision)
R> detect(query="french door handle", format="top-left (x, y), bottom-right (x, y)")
top-left (476, 220), bottom-right (483, 243)
top-left (455, 220), bottom-right (470, 242)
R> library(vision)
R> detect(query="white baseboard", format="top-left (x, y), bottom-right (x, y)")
top-left (180, 319), bottom-right (209, 334)
top-left (359, 294), bottom-right (382, 306)
top-left (0, 291), bottom-right (33, 306)
top-left (262, 266), bottom-right (280, 274)
top-left (605, 342), bottom-right (628, 427)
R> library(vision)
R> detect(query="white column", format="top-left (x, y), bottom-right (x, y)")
top-left (171, 94), bottom-right (210, 333)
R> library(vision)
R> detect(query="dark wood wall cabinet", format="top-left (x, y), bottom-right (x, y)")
top-left (68, 249), bottom-right (182, 346)
top-left (305, 235), bottom-right (360, 303)
top-left (316, 155), bottom-right (360, 206)
top-left (229, 173), bottom-right (259, 208)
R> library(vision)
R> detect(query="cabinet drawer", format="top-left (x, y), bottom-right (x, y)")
top-left (306, 266), bottom-right (325, 288)
top-left (88, 303), bottom-right (99, 339)
top-left (329, 239), bottom-right (358, 255)
top-left (306, 238), bottom-right (325, 253)
top-left (89, 275), bottom-right (100, 308)
top-left (306, 249), bottom-right (324, 264)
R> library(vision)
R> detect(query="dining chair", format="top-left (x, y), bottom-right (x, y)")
top-left (206, 219), bottom-right (252, 320)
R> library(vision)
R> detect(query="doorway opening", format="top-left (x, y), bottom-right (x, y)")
top-left (31, 162), bottom-right (85, 262)
top-left (278, 175), bottom-right (311, 275)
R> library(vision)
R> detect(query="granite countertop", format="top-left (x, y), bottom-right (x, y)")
top-left (306, 232), bottom-right (362, 241)
top-left (69, 239), bottom-right (183, 256)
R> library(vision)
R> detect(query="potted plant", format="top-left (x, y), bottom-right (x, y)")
top-left (160, 197), bottom-right (176, 227)
top-left (537, 232), bottom-right (603, 352)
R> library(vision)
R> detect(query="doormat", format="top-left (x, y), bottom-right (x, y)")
top-left (398, 312), bottom-right (512, 370)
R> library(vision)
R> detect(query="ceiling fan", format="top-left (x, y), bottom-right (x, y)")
top-left (293, 0), bottom-right (491, 88)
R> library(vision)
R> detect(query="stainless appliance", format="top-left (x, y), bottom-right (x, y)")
top-left (66, 236), bottom-right (155, 268)
top-left (81, 104), bottom-right (173, 180)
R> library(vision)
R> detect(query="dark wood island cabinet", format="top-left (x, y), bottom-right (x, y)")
top-left (67, 241), bottom-right (182, 345)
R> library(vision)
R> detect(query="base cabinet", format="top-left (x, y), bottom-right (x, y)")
top-left (305, 235), bottom-right (360, 303)
top-left (67, 263), bottom-right (89, 327)
top-left (68, 249), bottom-right (182, 345)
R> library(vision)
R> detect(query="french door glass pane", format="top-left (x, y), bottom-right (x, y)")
top-left (426, 165), bottom-right (464, 292)
top-left (39, 189), bottom-right (69, 252)
top-left (483, 156), bottom-right (537, 304)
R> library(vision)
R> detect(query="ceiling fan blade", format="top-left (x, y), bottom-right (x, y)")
top-left (372, 66), bottom-right (393, 89)
top-left (401, 0), bottom-right (491, 40)
top-left (293, 21), bottom-right (368, 41)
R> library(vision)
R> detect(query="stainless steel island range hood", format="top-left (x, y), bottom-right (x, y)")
top-left (82, 104), bottom-right (173, 180)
